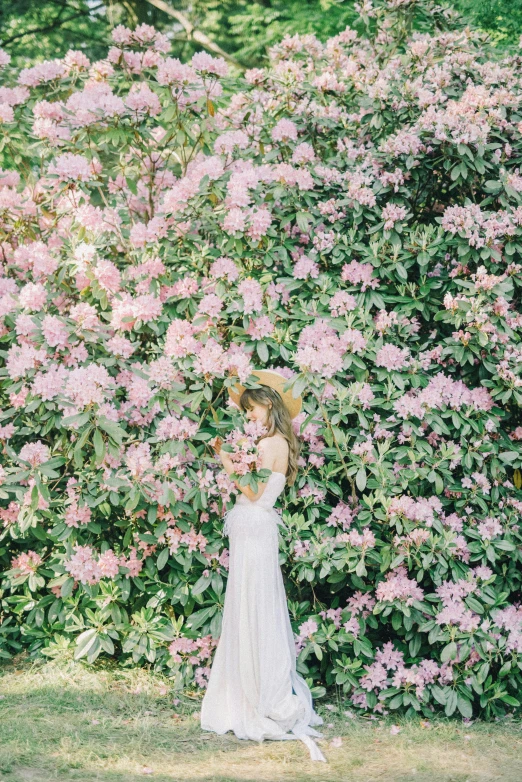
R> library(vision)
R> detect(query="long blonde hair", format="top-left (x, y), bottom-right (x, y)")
top-left (239, 385), bottom-right (301, 487)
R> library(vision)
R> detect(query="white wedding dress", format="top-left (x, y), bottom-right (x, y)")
top-left (200, 471), bottom-right (327, 762)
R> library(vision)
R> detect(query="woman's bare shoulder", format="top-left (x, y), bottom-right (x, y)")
top-left (260, 434), bottom-right (288, 453)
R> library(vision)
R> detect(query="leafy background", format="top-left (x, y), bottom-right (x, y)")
top-left (1, 0), bottom-right (522, 723)
top-left (2, 0), bottom-right (522, 70)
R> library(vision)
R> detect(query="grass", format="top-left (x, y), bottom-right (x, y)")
top-left (1, 653), bottom-right (522, 781)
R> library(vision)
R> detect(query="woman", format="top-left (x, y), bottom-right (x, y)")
top-left (200, 369), bottom-right (327, 763)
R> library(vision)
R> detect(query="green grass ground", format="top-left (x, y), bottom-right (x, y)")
top-left (1, 654), bottom-right (522, 782)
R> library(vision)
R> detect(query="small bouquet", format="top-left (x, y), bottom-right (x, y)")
top-left (211, 420), bottom-right (272, 491)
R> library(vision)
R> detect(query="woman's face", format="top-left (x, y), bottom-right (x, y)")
top-left (244, 400), bottom-right (271, 426)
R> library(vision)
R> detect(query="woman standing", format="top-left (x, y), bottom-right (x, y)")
top-left (200, 369), bottom-right (327, 762)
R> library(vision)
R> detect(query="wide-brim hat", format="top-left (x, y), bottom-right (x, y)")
top-left (227, 369), bottom-right (303, 420)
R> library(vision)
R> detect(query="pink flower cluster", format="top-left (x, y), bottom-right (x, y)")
top-left (435, 579), bottom-right (481, 633)
top-left (441, 204), bottom-right (517, 249)
top-left (156, 416), bottom-right (199, 441)
top-left (375, 566), bottom-right (424, 606)
top-left (375, 343), bottom-right (410, 371)
top-left (64, 543), bottom-right (146, 585)
top-left (359, 641), bottom-right (442, 703)
top-left (19, 441), bottom-right (50, 467)
top-left (10, 550), bottom-right (43, 575)
top-left (64, 478), bottom-right (92, 528)
top-left (168, 633), bottom-right (216, 672)
top-left (388, 495), bottom-right (442, 526)
top-left (295, 618), bottom-right (319, 654)
top-left (326, 501), bottom-right (359, 530)
top-left (48, 153), bottom-right (102, 182)
top-left (393, 373), bottom-right (493, 419)
top-left (493, 606), bottom-right (522, 654)
top-left (341, 260), bottom-right (379, 291)
top-left (381, 203), bottom-right (408, 230)
top-left (296, 318), bottom-right (367, 377)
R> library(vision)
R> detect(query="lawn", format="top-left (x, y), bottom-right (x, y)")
top-left (1, 654), bottom-right (522, 782)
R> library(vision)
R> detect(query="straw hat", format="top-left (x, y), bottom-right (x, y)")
top-left (227, 369), bottom-right (303, 419)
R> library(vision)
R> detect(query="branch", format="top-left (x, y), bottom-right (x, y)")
top-left (1, 4), bottom-right (104, 47)
top-left (312, 391), bottom-right (357, 502)
top-left (143, 0), bottom-right (243, 69)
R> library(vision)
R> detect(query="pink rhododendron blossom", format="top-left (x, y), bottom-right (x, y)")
top-left (191, 52), bottom-right (228, 77)
top-left (272, 118), bottom-right (298, 142)
top-left (341, 260), bottom-right (379, 291)
top-left (295, 319), bottom-right (346, 378)
top-left (376, 567), bottom-right (424, 605)
top-left (381, 203), bottom-right (408, 230)
top-left (41, 315), bottom-right (69, 348)
top-left (293, 254), bottom-right (320, 279)
top-left (19, 441), bottom-right (50, 467)
top-left (292, 142), bottom-right (315, 164)
top-left (375, 344), bottom-right (410, 371)
top-left (11, 550), bottom-right (42, 574)
top-left (18, 283), bottom-right (47, 311)
top-left (48, 153), bottom-right (101, 182)
top-left (18, 59), bottom-right (66, 86)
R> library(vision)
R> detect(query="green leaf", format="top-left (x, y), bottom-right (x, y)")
top-left (192, 574), bottom-right (211, 596)
top-left (464, 596), bottom-right (484, 614)
top-left (292, 374), bottom-right (308, 399)
top-left (409, 633), bottom-right (421, 658)
top-left (395, 262), bottom-right (407, 281)
top-left (388, 693), bottom-right (403, 709)
top-left (500, 694), bottom-right (520, 707)
top-left (93, 429), bottom-right (105, 464)
top-left (450, 165), bottom-right (461, 181)
top-left (445, 689), bottom-right (458, 717)
top-left (495, 540), bottom-right (516, 552)
top-left (431, 685), bottom-right (447, 706)
top-left (441, 641), bottom-right (457, 662)
top-left (60, 577), bottom-right (75, 599)
top-left (256, 341), bottom-right (269, 363)
top-left (126, 177), bottom-right (138, 195)
top-left (98, 416), bottom-right (126, 444)
top-left (30, 484), bottom-right (39, 511)
top-left (61, 411), bottom-right (91, 429)
top-left (477, 662), bottom-right (490, 684)
top-left (457, 695), bottom-right (473, 719)
top-left (355, 558), bottom-right (367, 577)
top-left (185, 605), bottom-right (216, 631)
top-left (355, 467), bottom-right (366, 491)
top-left (498, 451), bottom-right (518, 463)
top-left (74, 628), bottom-right (98, 660)
top-left (296, 211), bottom-right (312, 232)
top-left (156, 548), bottom-right (169, 571)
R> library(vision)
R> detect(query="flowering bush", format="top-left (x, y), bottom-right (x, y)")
top-left (1, 2), bottom-right (522, 719)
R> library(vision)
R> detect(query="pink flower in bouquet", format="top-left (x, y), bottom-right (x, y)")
top-left (222, 421), bottom-right (268, 476)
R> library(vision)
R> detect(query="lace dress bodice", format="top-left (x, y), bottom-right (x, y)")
top-left (222, 471), bottom-right (287, 536)
top-left (235, 471), bottom-right (287, 512)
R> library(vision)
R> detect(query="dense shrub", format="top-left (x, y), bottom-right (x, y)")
top-left (1, 0), bottom-right (522, 719)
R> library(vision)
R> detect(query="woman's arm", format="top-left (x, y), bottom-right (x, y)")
top-left (216, 437), bottom-right (275, 502)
